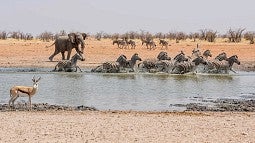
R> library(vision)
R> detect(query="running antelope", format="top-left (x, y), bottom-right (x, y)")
top-left (9, 76), bottom-right (41, 110)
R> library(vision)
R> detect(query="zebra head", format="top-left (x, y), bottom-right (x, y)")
top-left (227, 55), bottom-right (241, 66)
top-left (174, 52), bottom-right (188, 63)
top-left (203, 49), bottom-right (212, 58)
top-left (192, 48), bottom-right (201, 58)
top-left (157, 51), bottom-right (171, 61)
top-left (72, 53), bottom-right (85, 61)
top-left (131, 53), bottom-right (142, 62)
top-left (116, 54), bottom-right (128, 67)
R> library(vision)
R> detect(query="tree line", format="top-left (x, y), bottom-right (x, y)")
top-left (0, 28), bottom-right (254, 44)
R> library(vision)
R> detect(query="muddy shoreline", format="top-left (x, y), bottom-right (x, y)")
top-left (1, 98), bottom-right (255, 112)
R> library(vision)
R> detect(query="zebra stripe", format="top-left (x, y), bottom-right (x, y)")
top-left (172, 56), bottom-right (207, 74)
top-left (54, 53), bottom-right (83, 72)
top-left (205, 55), bottom-right (240, 73)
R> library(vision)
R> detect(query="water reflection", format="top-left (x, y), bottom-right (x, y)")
top-left (100, 73), bottom-right (136, 80)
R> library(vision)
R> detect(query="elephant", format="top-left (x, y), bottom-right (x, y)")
top-left (46, 32), bottom-right (87, 61)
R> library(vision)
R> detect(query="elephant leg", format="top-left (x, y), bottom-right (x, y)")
top-left (61, 52), bottom-right (66, 60)
top-left (49, 51), bottom-right (59, 61)
top-left (66, 50), bottom-right (72, 60)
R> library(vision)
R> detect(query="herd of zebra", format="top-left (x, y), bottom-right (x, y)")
top-left (90, 49), bottom-right (240, 74)
top-left (52, 48), bottom-right (240, 74)
top-left (112, 38), bottom-right (169, 50)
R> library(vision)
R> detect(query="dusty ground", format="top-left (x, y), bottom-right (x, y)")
top-left (0, 38), bottom-right (254, 70)
top-left (0, 111), bottom-right (254, 143)
top-left (0, 39), bottom-right (255, 142)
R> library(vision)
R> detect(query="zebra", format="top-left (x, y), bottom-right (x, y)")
top-left (138, 51), bottom-right (170, 72)
top-left (215, 52), bottom-right (227, 61)
top-left (202, 49), bottom-right (212, 60)
top-left (138, 51), bottom-right (188, 73)
top-left (155, 52), bottom-right (189, 73)
top-left (203, 52), bottom-right (228, 73)
top-left (157, 51), bottom-right (171, 61)
top-left (119, 40), bottom-right (128, 49)
top-left (127, 53), bottom-right (142, 72)
top-left (191, 44), bottom-right (212, 59)
top-left (113, 39), bottom-right (125, 48)
top-left (141, 38), bottom-right (149, 46)
top-left (91, 54), bottom-right (127, 73)
top-left (171, 56), bottom-right (207, 74)
top-left (173, 51), bottom-right (189, 64)
top-left (113, 39), bottom-right (122, 48)
top-left (126, 39), bottom-right (136, 49)
top-left (141, 38), bottom-right (156, 50)
top-left (159, 39), bottom-right (169, 49)
top-left (191, 48), bottom-right (201, 59)
top-left (91, 53), bottom-right (142, 73)
top-left (53, 53), bottom-right (84, 72)
top-left (206, 55), bottom-right (240, 74)
top-left (191, 49), bottom-right (212, 73)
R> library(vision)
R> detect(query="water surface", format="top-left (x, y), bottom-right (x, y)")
top-left (0, 70), bottom-right (254, 111)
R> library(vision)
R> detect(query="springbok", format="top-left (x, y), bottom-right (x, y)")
top-left (9, 76), bottom-right (41, 110)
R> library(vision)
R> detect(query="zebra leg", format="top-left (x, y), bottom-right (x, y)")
top-left (91, 65), bottom-right (103, 72)
top-left (230, 68), bottom-right (236, 73)
top-left (76, 66), bottom-right (82, 72)
top-left (53, 63), bottom-right (60, 71)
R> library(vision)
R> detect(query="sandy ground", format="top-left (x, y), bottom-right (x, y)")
top-left (0, 39), bottom-right (255, 142)
top-left (0, 111), bottom-right (254, 143)
top-left (0, 38), bottom-right (254, 70)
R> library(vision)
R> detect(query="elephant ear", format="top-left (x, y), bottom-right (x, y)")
top-left (81, 33), bottom-right (87, 40)
top-left (68, 33), bottom-right (76, 44)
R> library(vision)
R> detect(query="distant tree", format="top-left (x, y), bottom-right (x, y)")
top-left (0, 31), bottom-right (7, 40)
top-left (189, 32), bottom-right (200, 42)
top-left (176, 32), bottom-right (187, 43)
top-left (244, 31), bottom-right (255, 44)
top-left (154, 32), bottom-right (165, 39)
top-left (227, 28), bottom-right (245, 43)
top-left (95, 31), bottom-right (104, 41)
top-left (165, 32), bottom-right (176, 40)
top-left (25, 33), bottom-right (33, 40)
top-left (38, 31), bottom-right (54, 42)
top-left (199, 29), bottom-right (217, 42)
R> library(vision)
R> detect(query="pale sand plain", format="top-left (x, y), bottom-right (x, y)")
top-left (0, 111), bottom-right (254, 142)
